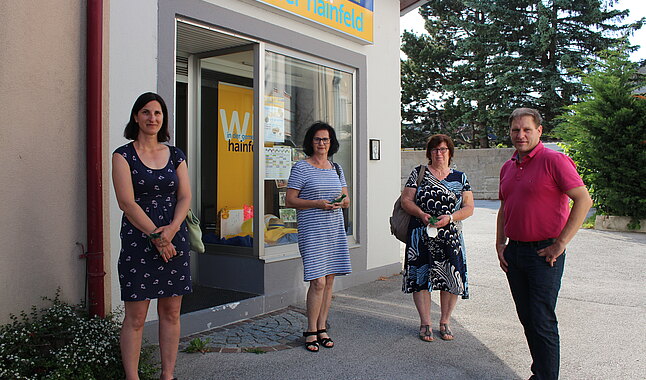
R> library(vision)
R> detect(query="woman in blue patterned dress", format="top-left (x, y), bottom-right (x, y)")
top-left (112, 92), bottom-right (192, 380)
top-left (286, 122), bottom-right (352, 352)
top-left (401, 134), bottom-right (474, 342)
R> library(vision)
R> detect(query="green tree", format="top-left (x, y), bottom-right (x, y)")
top-left (555, 48), bottom-right (646, 222)
top-left (401, 0), bottom-right (643, 148)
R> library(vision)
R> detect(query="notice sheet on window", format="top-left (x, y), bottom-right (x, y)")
top-left (264, 95), bottom-right (285, 143)
top-left (265, 146), bottom-right (292, 180)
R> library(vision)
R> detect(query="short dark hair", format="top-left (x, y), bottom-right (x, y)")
top-left (425, 134), bottom-right (455, 164)
top-left (509, 108), bottom-right (542, 127)
top-left (124, 92), bottom-right (170, 142)
top-left (302, 121), bottom-right (340, 157)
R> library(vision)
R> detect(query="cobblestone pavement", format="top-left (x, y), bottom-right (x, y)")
top-left (179, 306), bottom-right (307, 353)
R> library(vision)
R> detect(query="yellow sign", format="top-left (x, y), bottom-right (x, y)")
top-left (217, 84), bottom-right (254, 212)
top-left (256, 0), bottom-right (374, 43)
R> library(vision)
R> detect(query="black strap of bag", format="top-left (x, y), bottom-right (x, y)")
top-left (332, 162), bottom-right (350, 233)
top-left (415, 165), bottom-right (426, 187)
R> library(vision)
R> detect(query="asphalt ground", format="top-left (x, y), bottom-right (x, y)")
top-left (173, 200), bottom-right (646, 380)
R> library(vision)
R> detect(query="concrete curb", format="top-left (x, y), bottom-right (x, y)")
top-left (595, 215), bottom-right (646, 233)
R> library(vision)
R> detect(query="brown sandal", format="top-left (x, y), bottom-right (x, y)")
top-left (418, 325), bottom-right (434, 342)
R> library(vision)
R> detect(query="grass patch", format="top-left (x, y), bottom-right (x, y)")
top-left (243, 348), bottom-right (267, 354)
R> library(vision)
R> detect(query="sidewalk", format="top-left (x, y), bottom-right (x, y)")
top-left (174, 200), bottom-right (646, 379)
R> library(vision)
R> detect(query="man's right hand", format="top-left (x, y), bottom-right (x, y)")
top-left (496, 243), bottom-right (508, 272)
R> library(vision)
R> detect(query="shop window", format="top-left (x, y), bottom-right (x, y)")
top-left (199, 65), bottom-right (254, 249)
top-left (263, 51), bottom-right (354, 246)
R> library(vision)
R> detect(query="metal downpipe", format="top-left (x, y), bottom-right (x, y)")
top-left (86, 0), bottom-right (105, 317)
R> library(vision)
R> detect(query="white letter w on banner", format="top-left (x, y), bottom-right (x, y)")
top-left (220, 109), bottom-right (250, 141)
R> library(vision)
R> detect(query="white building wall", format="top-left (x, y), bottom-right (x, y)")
top-left (108, 0), bottom-right (160, 318)
top-left (362, 1), bottom-right (403, 269)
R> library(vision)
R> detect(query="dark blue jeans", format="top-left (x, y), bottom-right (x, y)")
top-left (504, 240), bottom-right (565, 380)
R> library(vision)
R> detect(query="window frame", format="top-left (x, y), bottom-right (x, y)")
top-left (259, 44), bottom-right (358, 262)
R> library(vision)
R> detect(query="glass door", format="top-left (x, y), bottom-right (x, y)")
top-left (176, 20), bottom-right (260, 313)
top-left (199, 56), bottom-right (254, 249)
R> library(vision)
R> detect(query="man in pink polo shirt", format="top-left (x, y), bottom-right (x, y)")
top-left (496, 108), bottom-right (592, 380)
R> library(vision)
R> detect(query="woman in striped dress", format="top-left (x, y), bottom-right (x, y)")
top-left (286, 121), bottom-right (352, 352)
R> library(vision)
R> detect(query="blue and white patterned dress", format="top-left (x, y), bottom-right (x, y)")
top-left (114, 142), bottom-right (192, 301)
top-left (287, 160), bottom-right (352, 281)
top-left (402, 165), bottom-right (471, 299)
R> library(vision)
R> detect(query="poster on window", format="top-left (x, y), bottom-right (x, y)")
top-left (264, 95), bottom-right (285, 143)
top-left (220, 208), bottom-right (244, 238)
top-left (217, 83), bottom-right (254, 213)
top-left (265, 146), bottom-right (292, 180)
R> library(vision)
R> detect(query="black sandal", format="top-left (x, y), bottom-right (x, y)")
top-left (317, 329), bottom-right (334, 348)
top-left (439, 323), bottom-right (454, 341)
top-left (303, 331), bottom-right (320, 352)
top-left (419, 325), bottom-right (434, 342)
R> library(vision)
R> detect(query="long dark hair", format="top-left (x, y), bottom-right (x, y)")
top-left (123, 92), bottom-right (170, 142)
top-left (302, 121), bottom-right (340, 156)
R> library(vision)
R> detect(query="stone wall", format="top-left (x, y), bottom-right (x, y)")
top-left (401, 148), bottom-right (515, 200)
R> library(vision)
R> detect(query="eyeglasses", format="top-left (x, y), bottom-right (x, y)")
top-left (313, 137), bottom-right (330, 144)
top-left (431, 147), bottom-right (449, 153)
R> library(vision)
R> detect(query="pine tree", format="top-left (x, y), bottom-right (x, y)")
top-left (555, 48), bottom-right (646, 222)
top-left (401, 0), bottom-right (643, 148)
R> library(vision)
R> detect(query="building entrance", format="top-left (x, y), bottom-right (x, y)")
top-left (175, 20), bottom-right (259, 314)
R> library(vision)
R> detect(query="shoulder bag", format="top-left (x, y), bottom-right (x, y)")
top-left (389, 165), bottom-right (426, 243)
top-left (186, 209), bottom-right (205, 254)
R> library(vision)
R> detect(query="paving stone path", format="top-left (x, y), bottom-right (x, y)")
top-left (179, 306), bottom-right (307, 353)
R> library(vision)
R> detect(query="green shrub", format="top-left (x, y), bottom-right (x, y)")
top-left (581, 212), bottom-right (597, 229)
top-left (555, 48), bottom-right (646, 222)
top-left (0, 291), bottom-right (158, 380)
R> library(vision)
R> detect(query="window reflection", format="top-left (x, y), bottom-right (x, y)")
top-left (263, 52), bottom-right (354, 246)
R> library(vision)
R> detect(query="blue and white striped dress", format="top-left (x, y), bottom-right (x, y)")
top-left (287, 160), bottom-right (352, 281)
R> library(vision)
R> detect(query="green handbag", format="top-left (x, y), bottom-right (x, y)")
top-left (186, 209), bottom-right (205, 254)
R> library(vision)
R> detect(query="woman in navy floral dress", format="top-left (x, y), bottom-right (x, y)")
top-left (400, 134), bottom-right (474, 342)
top-left (112, 92), bottom-right (191, 380)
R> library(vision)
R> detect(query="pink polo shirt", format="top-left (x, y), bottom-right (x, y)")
top-left (499, 142), bottom-right (584, 242)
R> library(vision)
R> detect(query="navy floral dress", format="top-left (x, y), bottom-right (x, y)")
top-left (114, 142), bottom-right (192, 301)
top-left (402, 165), bottom-right (471, 299)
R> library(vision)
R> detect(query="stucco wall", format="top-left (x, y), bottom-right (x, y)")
top-left (401, 148), bottom-right (515, 200)
top-left (0, 1), bottom-right (86, 323)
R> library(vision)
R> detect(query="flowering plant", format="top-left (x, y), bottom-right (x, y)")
top-left (0, 290), bottom-right (157, 379)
